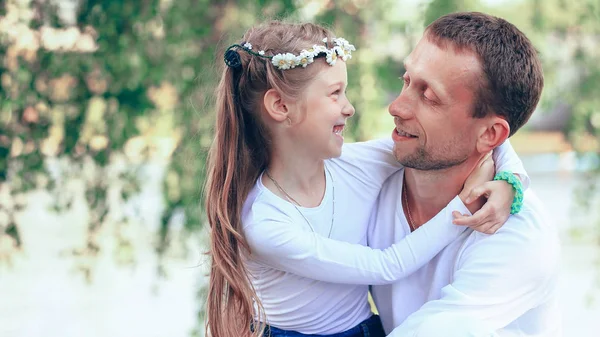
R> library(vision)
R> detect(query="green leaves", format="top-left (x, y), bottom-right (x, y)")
top-left (0, 2), bottom-right (598, 333)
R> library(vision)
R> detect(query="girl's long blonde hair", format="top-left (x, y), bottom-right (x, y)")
top-left (205, 21), bottom-right (336, 337)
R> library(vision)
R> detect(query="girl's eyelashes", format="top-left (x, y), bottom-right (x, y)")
top-left (330, 88), bottom-right (344, 97)
top-left (329, 85), bottom-right (347, 97)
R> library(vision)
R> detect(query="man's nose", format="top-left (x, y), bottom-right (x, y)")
top-left (388, 92), bottom-right (414, 120)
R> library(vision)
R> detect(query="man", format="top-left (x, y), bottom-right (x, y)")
top-left (369, 12), bottom-right (561, 336)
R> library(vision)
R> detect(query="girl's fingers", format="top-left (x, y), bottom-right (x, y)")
top-left (452, 205), bottom-right (491, 226)
top-left (475, 221), bottom-right (500, 234)
top-left (464, 182), bottom-right (492, 204)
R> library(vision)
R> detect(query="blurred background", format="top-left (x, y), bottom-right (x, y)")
top-left (0, 0), bottom-right (599, 336)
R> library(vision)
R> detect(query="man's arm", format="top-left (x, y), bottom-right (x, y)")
top-left (387, 206), bottom-right (560, 336)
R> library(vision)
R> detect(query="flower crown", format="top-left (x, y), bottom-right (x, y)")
top-left (223, 37), bottom-right (356, 70)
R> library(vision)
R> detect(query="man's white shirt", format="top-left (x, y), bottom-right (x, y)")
top-left (369, 169), bottom-right (562, 336)
top-left (240, 138), bottom-right (536, 335)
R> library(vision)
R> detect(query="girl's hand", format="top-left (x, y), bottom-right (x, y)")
top-left (454, 153), bottom-right (516, 234)
top-left (460, 152), bottom-right (495, 204)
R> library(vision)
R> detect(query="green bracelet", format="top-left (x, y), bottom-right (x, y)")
top-left (493, 171), bottom-right (524, 214)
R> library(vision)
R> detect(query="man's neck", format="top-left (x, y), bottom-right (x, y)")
top-left (403, 161), bottom-right (477, 229)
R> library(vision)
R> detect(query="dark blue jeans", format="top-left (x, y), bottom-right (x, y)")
top-left (259, 315), bottom-right (386, 337)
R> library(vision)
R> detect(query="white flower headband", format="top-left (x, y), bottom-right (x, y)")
top-left (223, 37), bottom-right (356, 70)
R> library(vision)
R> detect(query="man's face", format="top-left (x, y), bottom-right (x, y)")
top-left (389, 35), bottom-right (483, 170)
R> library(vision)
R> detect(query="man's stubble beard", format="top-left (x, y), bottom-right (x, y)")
top-left (395, 144), bottom-right (469, 171)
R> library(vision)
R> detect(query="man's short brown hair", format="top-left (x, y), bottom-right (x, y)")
top-left (425, 12), bottom-right (544, 136)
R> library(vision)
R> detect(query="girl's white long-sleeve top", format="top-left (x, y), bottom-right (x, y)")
top-left (241, 139), bottom-right (529, 335)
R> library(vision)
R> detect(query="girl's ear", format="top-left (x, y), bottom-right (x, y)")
top-left (263, 89), bottom-right (289, 122)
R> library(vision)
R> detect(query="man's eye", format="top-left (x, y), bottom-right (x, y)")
top-left (423, 94), bottom-right (437, 105)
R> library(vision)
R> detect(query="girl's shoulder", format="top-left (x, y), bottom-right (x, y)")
top-left (241, 177), bottom-right (294, 230)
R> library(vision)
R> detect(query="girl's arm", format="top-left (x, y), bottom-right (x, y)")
top-left (244, 140), bottom-right (529, 285)
top-left (492, 139), bottom-right (530, 189)
top-left (344, 138), bottom-right (529, 234)
top-left (339, 138), bottom-right (529, 192)
top-left (334, 138), bottom-right (401, 192)
top-left (244, 195), bottom-right (469, 285)
top-left (453, 139), bottom-right (530, 233)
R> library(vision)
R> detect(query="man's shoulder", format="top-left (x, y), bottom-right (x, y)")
top-left (470, 188), bottom-right (554, 239)
top-left (502, 189), bottom-right (556, 237)
top-left (459, 188), bottom-right (560, 272)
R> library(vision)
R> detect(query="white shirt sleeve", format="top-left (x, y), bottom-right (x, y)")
top-left (341, 138), bottom-right (529, 190)
top-left (387, 211), bottom-right (559, 336)
top-left (493, 139), bottom-right (530, 189)
top-left (244, 196), bottom-right (470, 285)
top-left (337, 138), bottom-right (402, 190)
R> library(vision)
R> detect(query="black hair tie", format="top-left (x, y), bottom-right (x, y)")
top-left (224, 48), bottom-right (242, 69)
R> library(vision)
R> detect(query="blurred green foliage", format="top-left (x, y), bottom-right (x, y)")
top-left (0, 0), bottom-right (599, 332)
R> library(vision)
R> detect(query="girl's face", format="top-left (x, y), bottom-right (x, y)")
top-left (287, 60), bottom-right (355, 159)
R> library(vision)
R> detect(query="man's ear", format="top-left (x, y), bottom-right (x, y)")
top-left (263, 88), bottom-right (289, 123)
top-left (476, 117), bottom-right (510, 153)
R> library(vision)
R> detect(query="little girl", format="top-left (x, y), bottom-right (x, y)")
top-left (205, 21), bottom-right (527, 337)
